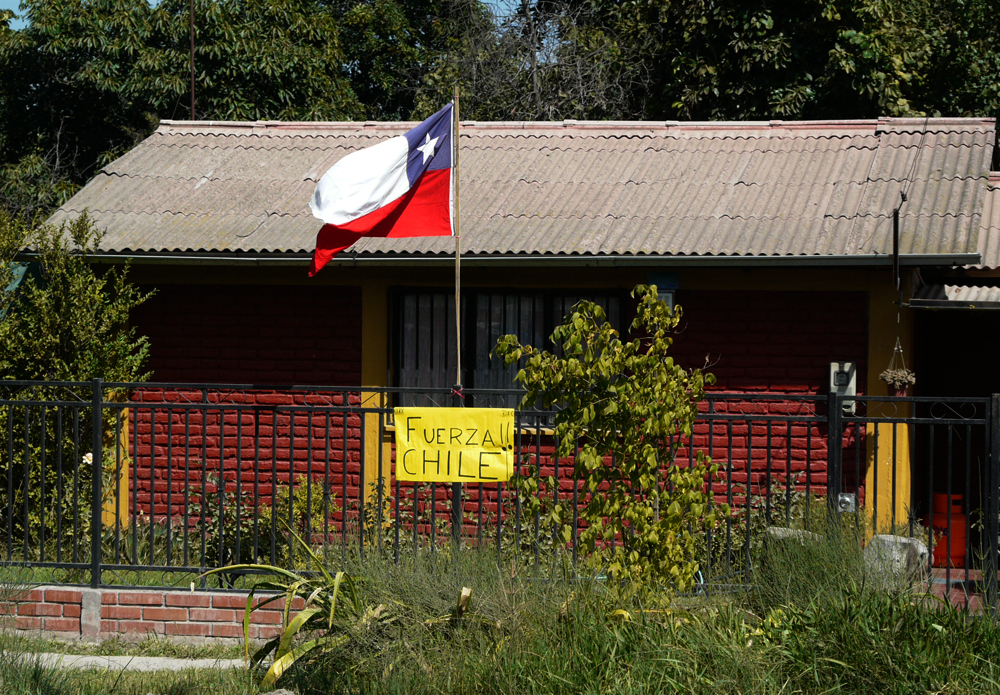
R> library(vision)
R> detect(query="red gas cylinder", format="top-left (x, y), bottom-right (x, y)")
top-left (923, 494), bottom-right (967, 568)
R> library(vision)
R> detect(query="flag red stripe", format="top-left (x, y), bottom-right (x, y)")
top-left (309, 169), bottom-right (451, 276)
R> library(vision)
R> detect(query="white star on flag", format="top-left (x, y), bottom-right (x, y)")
top-left (416, 133), bottom-right (439, 164)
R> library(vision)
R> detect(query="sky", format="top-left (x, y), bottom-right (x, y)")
top-left (1, 0), bottom-right (25, 30)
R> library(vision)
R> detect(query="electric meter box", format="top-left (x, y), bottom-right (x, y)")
top-left (829, 362), bottom-right (857, 414)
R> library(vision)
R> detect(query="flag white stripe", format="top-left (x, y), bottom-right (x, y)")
top-left (309, 135), bottom-right (410, 225)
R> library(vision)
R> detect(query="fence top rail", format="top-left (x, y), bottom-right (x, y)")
top-left (0, 380), bottom-right (993, 408)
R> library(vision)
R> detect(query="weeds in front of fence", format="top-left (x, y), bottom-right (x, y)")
top-left (267, 533), bottom-right (1000, 695)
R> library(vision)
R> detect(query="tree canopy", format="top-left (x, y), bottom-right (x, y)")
top-left (1, 0), bottom-right (997, 221)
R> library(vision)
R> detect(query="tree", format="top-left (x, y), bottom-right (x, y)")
top-left (494, 285), bottom-right (726, 591)
top-left (413, 0), bottom-right (650, 120)
top-left (0, 0), bottom-right (452, 220)
top-left (0, 211), bottom-right (152, 381)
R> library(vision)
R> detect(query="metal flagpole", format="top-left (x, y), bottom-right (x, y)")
top-left (453, 86), bottom-right (462, 391)
top-left (451, 86), bottom-right (463, 546)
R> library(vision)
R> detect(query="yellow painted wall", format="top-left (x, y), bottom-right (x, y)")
top-left (361, 277), bottom-right (391, 505)
top-left (864, 274), bottom-right (914, 533)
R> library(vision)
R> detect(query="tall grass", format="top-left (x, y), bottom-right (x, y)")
top-left (3, 528), bottom-right (1000, 694)
top-left (275, 534), bottom-right (1000, 695)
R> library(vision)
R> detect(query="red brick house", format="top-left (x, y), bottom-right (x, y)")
top-left (48, 116), bottom-right (1000, 528)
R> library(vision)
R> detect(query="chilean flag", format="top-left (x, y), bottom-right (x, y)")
top-left (308, 103), bottom-right (454, 276)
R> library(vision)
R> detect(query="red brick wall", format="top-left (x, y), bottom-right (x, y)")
top-left (126, 390), bottom-right (366, 533)
top-left (669, 290), bottom-right (868, 393)
top-left (125, 283), bottom-right (366, 534)
top-left (4, 586), bottom-right (303, 642)
top-left (668, 290), bottom-right (869, 499)
top-left (120, 287), bottom-right (868, 539)
top-left (132, 284), bottom-right (362, 385)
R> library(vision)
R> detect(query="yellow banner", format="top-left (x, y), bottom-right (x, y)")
top-left (394, 407), bottom-right (515, 483)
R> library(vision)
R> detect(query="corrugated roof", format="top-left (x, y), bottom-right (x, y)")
top-left (911, 281), bottom-right (1000, 308)
top-left (48, 117), bottom-right (997, 261)
top-left (976, 172), bottom-right (1000, 268)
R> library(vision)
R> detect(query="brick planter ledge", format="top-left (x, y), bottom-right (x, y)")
top-left (2, 587), bottom-right (304, 643)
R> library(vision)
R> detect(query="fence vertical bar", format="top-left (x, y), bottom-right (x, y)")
top-left (987, 395), bottom-right (999, 612)
top-left (166, 406), bottom-right (174, 567)
top-left (114, 409), bottom-right (122, 564)
top-left (306, 408), bottom-right (314, 559)
top-left (324, 412), bottom-right (331, 564)
top-left (927, 425), bottom-right (935, 579)
top-left (56, 407), bottom-right (63, 564)
top-left (6, 405), bottom-right (13, 562)
top-left (946, 425), bottom-right (953, 591)
top-left (341, 408), bottom-right (348, 559)
top-left (253, 408), bottom-right (261, 564)
top-left (39, 406), bottom-right (46, 562)
top-left (132, 404), bottom-right (140, 567)
top-left (90, 378), bottom-right (103, 589)
top-left (376, 409), bottom-right (383, 554)
top-left (23, 406), bottom-right (29, 561)
top-left (359, 410), bottom-right (366, 561)
top-left (891, 422), bottom-right (898, 530)
top-left (200, 390), bottom-right (208, 586)
top-left (184, 408), bottom-right (191, 567)
top-left (270, 407), bottom-right (278, 566)
top-left (744, 418), bottom-right (753, 575)
top-left (964, 423), bottom-right (972, 595)
top-left (534, 419), bottom-right (541, 574)
top-left (826, 391), bottom-right (842, 526)
top-left (235, 406), bottom-right (242, 567)
top-left (74, 408), bottom-right (80, 564)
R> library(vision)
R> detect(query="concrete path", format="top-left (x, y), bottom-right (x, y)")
top-left (19, 652), bottom-right (246, 672)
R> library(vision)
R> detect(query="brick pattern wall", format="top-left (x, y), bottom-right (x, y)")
top-left (669, 290), bottom-right (868, 393)
top-left (4, 587), bottom-right (304, 642)
top-left (127, 390), bottom-right (366, 524)
top-left (132, 284), bottom-right (362, 385)
top-left (117, 287), bottom-right (868, 540)
top-left (2, 589), bottom-right (83, 634)
top-left (124, 282), bottom-right (365, 529)
top-left (671, 290), bottom-right (868, 497)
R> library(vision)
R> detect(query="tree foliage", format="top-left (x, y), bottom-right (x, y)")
top-left (0, 0), bottom-right (451, 221)
top-left (0, 211), bottom-right (152, 381)
top-left (495, 285), bottom-right (727, 591)
top-left (1, 0), bottom-right (997, 221)
top-left (413, 0), bottom-right (650, 120)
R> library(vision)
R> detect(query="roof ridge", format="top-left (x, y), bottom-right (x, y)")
top-left (155, 116), bottom-right (995, 136)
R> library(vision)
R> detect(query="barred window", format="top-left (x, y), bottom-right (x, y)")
top-left (394, 289), bottom-right (622, 408)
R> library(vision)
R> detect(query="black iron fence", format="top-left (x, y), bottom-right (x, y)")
top-left (0, 380), bottom-right (996, 606)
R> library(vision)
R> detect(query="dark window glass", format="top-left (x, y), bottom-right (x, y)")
top-left (394, 289), bottom-right (622, 407)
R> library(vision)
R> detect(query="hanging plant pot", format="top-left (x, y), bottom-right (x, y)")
top-left (880, 368), bottom-right (915, 397)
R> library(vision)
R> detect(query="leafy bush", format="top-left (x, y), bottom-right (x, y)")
top-left (494, 284), bottom-right (727, 593)
top-left (198, 472), bottom-right (331, 573)
top-left (0, 211), bottom-right (152, 564)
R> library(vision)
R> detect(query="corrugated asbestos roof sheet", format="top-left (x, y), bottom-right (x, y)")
top-left (48, 117), bottom-right (997, 260)
top-left (976, 172), bottom-right (1000, 268)
top-left (911, 282), bottom-right (1000, 308)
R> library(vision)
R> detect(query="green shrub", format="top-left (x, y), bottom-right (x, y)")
top-left (494, 284), bottom-right (727, 593)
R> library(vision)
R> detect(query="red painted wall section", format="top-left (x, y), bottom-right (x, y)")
top-left (667, 290), bottom-right (869, 501)
top-left (668, 290), bottom-right (868, 394)
top-left (121, 287), bottom-right (869, 537)
top-left (132, 284), bottom-right (362, 386)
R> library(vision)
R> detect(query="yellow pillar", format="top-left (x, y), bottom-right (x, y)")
top-left (101, 394), bottom-right (130, 527)
top-left (865, 274), bottom-right (914, 533)
top-left (361, 279), bottom-right (391, 510)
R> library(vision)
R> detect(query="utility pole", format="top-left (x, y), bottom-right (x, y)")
top-left (189, 0), bottom-right (196, 120)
